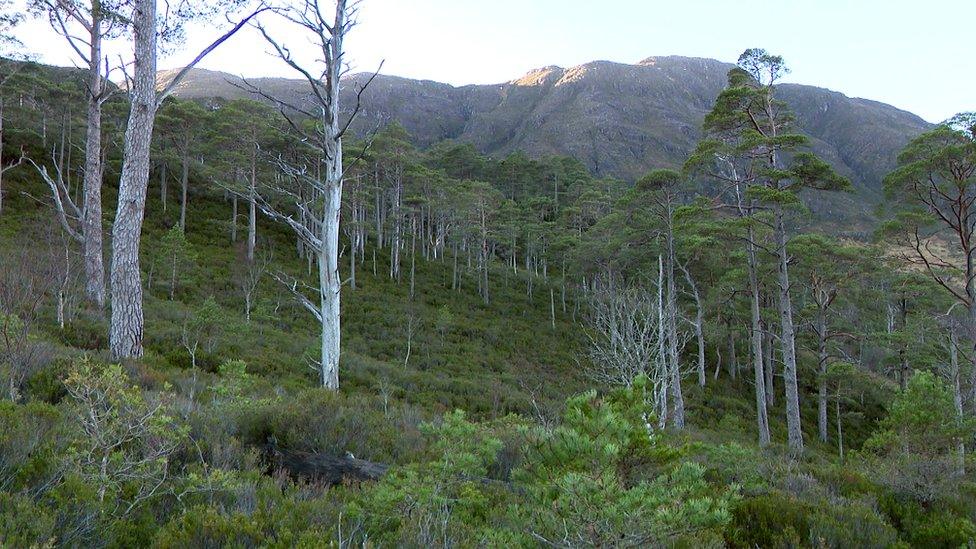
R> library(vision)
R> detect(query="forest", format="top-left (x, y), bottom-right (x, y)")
top-left (1, 0), bottom-right (975, 547)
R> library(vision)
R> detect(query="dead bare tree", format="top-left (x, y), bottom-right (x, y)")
top-left (584, 281), bottom-right (668, 418)
top-left (246, 0), bottom-right (375, 389)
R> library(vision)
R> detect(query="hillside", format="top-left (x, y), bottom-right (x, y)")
top-left (2, 46), bottom-right (974, 547)
top-left (162, 56), bottom-right (932, 229)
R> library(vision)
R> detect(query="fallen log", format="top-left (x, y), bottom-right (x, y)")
top-left (265, 441), bottom-right (520, 493)
top-left (269, 445), bottom-right (390, 486)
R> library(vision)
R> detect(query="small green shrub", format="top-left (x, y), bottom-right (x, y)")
top-left (0, 491), bottom-right (55, 547)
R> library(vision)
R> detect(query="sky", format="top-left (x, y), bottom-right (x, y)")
top-left (16, 0), bottom-right (973, 123)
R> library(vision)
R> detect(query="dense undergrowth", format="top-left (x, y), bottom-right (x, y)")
top-left (2, 163), bottom-right (975, 547)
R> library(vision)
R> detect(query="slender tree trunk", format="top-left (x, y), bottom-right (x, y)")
top-left (0, 100), bottom-right (4, 216)
top-left (775, 211), bottom-right (804, 454)
top-left (680, 265), bottom-right (706, 387)
top-left (159, 160), bottom-right (167, 212)
top-left (950, 329), bottom-right (966, 474)
top-left (247, 150), bottom-right (257, 262)
top-left (390, 171), bottom-right (401, 281)
top-left (349, 228), bottom-right (356, 290)
top-left (374, 172), bottom-right (384, 249)
top-left (836, 396), bottom-right (844, 461)
top-left (479, 207), bottom-right (490, 305)
top-left (231, 194), bottom-right (237, 242)
top-left (898, 297), bottom-right (910, 391)
top-left (657, 256), bottom-right (669, 429)
top-left (82, 12), bottom-right (106, 309)
top-left (817, 307), bottom-right (829, 444)
top-left (747, 229), bottom-right (771, 447)
top-left (549, 287), bottom-right (555, 330)
top-left (969, 302), bottom-right (976, 418)
top-left (665, 221), bottom-right (684, 429)
top-left (764, 324), bottom-right (775, 407)
top-left (318, 141), bottom-right (342, 390)
top-left (109, 0), bottom-right (157, 360)
top-left (179, 153), bottom-right (189, 230)
top-left (452, 243), bottom-right (458, 291)
top-left (409, 217), bottom-right (416, 299)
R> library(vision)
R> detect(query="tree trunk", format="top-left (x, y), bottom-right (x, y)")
top-left (318, 147), bottom-right (341, 390)
top-left (247, 150), bottom-right (257, 262)
top-left (349, 228), bottom-right (356, 290)
top-left (747, 229), bottom-right (771, 447)
top-left (950, 329), bottom-right (966, 474)
top-left (409, 217), bottom-right (416, 299)
top-left (82, 18), bottom-right (106, 309)
top-left (665, 222), bottom-right (684, 429)
top-left (179, 153), bottom-right (188, 230)
top-left (549, 287), bottom-right (555, 330)
top-left (764, 321), bottom-right (775, 407)
top-left (314, 3), bottom-right (347, 390)
top-left (390, 170), bottom-right (401, 281)
top-left (899, 297), bottom-right (909, 390)
top-left (836, 396), bottom-right (844, 461)
top-left (0, 100), bottom-right (4, 216)
top-left (657, 256), bottom-right (669, 429)
top-left (109, 0), bottom-right (157, 360)
top-left (159, 160), bottom-right (167, 212)
top-left (681, 264), bottom-right (706, 387)
top-left (817, 307), bottom-right (829, 444)
top-left (231, 193), bottom-right (237, 242)
top-left (775, 211), bottom-right (804, 454)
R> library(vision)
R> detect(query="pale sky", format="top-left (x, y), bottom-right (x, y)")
top-left (16, 0), bottom-right (973, 123)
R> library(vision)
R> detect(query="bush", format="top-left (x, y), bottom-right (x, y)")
top-left (860, 371), bottom-right (972, 504)
top-left (0, 400), bottom-right (63, 491)
top-left (807, 503), bottom-right (900, 549)
top-left (880, 494), bottom-right (976, 548)
top-left (726, 493), bottom-right (808, 548)
top-left (60, 317), bottom-right (108, 350)
top-left (0, 491), bottom-right (55, 547)
top-left (515, 380), bottom-right (733, 546)
top-left (235, 388), bottom-right (427, 464)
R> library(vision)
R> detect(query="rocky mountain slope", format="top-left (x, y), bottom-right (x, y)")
top-left (161, 56), bottom-right (932, 229)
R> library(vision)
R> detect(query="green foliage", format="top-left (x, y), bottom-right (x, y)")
top-left (157, 225), bottom-right (197, 299)
top-left (153, 477), bottom-right (340, 548)
top-left (0, 400), bottom-right (62, 492)
top-left (878, 493), bottom-right (976, 548)
top-left (348, 410), bottom-right (509, 546)
top-left (0, 491), bottom-right (55, 547)
top-left (212, 359), bottom-right (253, 405)
top-left (181, 296), bottom-right (225, 369)
top-left (0, 58), bottom-right (973, 547)
top-left (727, 491), bottom-right (901, 549)
top-left (515, 381), bottom-right (734, 546)
top-left (860, 371), bottom-right (972, 504)
top-left (63, 359), bottom-right (188, 515)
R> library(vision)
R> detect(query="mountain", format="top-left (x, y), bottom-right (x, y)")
top-left (161, 56), bottom-right (932, 230)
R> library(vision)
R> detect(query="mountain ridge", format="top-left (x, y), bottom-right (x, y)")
top-left (161, 55), bottom-right (932, 228)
